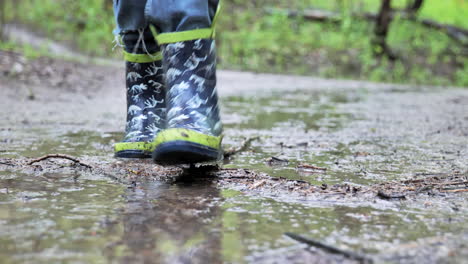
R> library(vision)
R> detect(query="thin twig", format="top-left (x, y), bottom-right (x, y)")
top-left (297, 163), bottom-right (327, 171)
top-left (220, 168), bottom-right (242, 171)
top-left (249, 179), bottom-right (267, 189)
top-left (27, 154), bottom-right (92, 169)
top-left (224, 136), bottom-right (260, 159)
top-left (415, 185), bottom-right (433, 194)
top-left (440, 189), bottom-right (468, 193)
top-left (285, 232), bottom-right (373, 263)
top-left (429, 181), bottom-right (468, 186)
top-left (377, 190), bottom-right (406, 200)
top-left (266, 156), bottom-right (290, 165)
top-left (100, 171), bottom-right (131, 185)
top-left (0, 161), bottom-right (14, 166)
top-left (413, 172), bottom-right (448, 177)
top-left (322, 191), bottom-right (347, 196)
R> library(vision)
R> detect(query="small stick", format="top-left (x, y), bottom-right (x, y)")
top-left (323, 192), bottom-right (347, 196)
top-left (415, 185), bottom-right (432, 194)
top-left (377, 190), bottom-right (406, 200)
top-left (265, 156), bottom-right (290, 166)
top-left (268, 156), bottom-right (289, 162)
top-left (0, 161), bottom-right (14, 166)
top-left (429, 181), bottom-right (468, 186)
top-left (285, 232), bottom-right (372, 263)
top-left (27, 154), bottom-right (92, 169)
top-left (441, 189), bottom-right (468, 193)
top-left (249, 179), bottom-right (267, 189)
top-left (224, 136), bottom-right (260, 158)
top-left (297, 163), bottom-right (327, 171)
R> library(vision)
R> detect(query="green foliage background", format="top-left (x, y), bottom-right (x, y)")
top-left (2, 0), bottom-right (468, 86)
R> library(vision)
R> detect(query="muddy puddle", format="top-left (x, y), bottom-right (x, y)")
top-left (1, 56), bottom-right (467, 263)
top-left (1, 168), bottom-right (466, 263)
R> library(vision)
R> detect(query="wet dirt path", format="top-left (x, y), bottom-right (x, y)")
top-left (0, 49), bottom-right (467, 263)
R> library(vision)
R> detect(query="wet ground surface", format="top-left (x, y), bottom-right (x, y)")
top-left (1, 52), bottom-right (468, 263)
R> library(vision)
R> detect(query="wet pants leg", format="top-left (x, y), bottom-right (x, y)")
top-left (113, 0), bottom-right (219, 38)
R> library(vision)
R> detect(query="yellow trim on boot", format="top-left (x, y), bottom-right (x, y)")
top-left (153, 128), bottom-right (222, 150)
top-left (123, 51), bottom-right (163, 63)
top-left (156, 28), bottom-right (214, 44)
top-left (114, 141), bottom-right (156, 153)
top-left (152, 1), bottom-right (222, 44)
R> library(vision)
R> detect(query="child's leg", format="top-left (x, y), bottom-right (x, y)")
top-left (113, 0), bottom-right (166, 159)
top-left (113, 0), bottom-right (148, 35)
top-left (146, 0), bottom-right (223, 164)
top-left (145, 0), bottom-right (219, 33)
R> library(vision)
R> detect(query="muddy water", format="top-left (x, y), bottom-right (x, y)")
top-left (1, 170), bottom-right (465, 263)
top-left (1, 74), bottom-right (467, 263)
top-left (222, 89), bottom-right (362, 185)
top-left (223, 88), bottom-right (467, 186)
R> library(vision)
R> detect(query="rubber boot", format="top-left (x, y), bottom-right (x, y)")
top-left (114, 59), bottom-right (166, 158)
top-left (152, 39), bottom-right (223, 164)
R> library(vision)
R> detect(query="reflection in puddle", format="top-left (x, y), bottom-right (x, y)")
top-left (222, 89), bottom-right (368, 184)
top-left (223, 90), bottom-right (359, 131)
top-left (109, 181), bottom-right (223, 263)
top-left (0, 172), bottom-right (125, 262)
top-left (1, 129), bottom-right (121, 159)
top-left (222, 88), bottom-right (466, 186)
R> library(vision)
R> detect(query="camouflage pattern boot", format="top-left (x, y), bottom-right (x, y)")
top-left (114, 59), bottom-right (166, 158)
top-left (152, 39), bottom-right (223, 164)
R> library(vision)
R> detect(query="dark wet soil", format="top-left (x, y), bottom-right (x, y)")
top-left (0, 51), bottom-right (467, 263)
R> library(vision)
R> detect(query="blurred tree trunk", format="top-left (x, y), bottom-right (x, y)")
top-left (405, 0), bottom-right (424, 19)
top-left (372, 0), bottom-right (397, 60)
top-left (406, 0), bottom-right (424, 14)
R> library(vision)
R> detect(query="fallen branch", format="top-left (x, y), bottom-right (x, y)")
top-left (224, 136), bottom-right (260, 159)
top-left (27, 154), bottom-right (92, 169)
top-left (285, 232), bottom-right (372, 263)
top-left (420, 18), bottom-right (468, 44)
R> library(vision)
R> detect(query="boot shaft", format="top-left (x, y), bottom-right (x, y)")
top-left (161, 39), bottom-right (222, 137)
top-left (124, 60), bottom-right (166, 142)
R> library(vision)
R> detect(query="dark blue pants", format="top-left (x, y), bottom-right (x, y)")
top-left (113, 0), bottom-right (219, 53)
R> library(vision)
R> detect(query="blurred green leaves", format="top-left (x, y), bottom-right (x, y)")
top-left (2, 0), bottom-right (467, 86)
